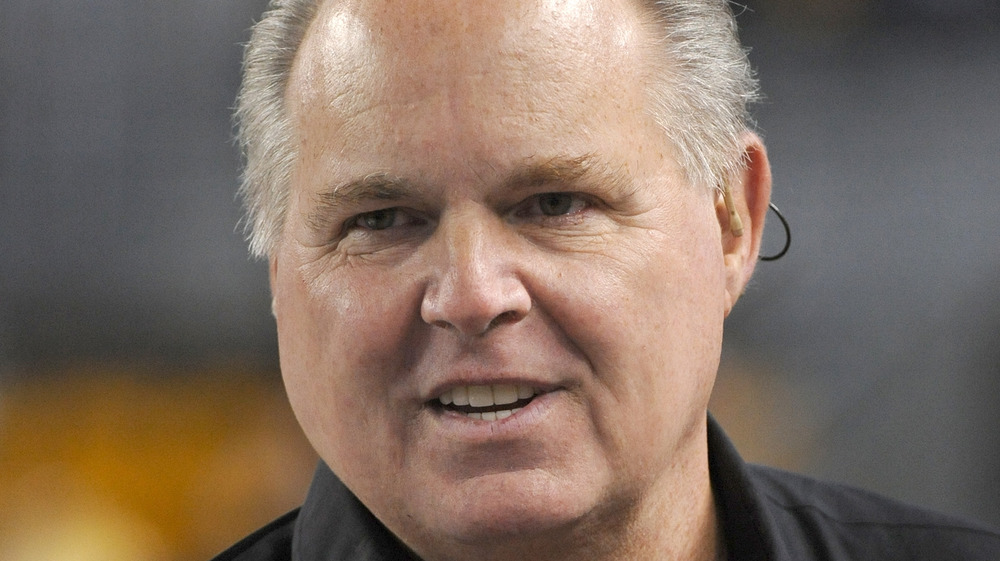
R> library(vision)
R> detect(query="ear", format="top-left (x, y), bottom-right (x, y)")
top-left (269, 254), bottom-right (280, 319)
top-left (717, 131), bottom-right (772, 316)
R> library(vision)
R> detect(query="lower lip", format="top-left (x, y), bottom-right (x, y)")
top-left (430, 390), bottom-right (561, 439)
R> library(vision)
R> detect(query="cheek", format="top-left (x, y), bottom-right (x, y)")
top-left (628, 218), bottom-right (727, 399)
top-left (273, 259), bottom-right (418, 476)
top-left (547, 227), bottom-right (726, 377)
top-left (530, 209), bottom-right (726, 451)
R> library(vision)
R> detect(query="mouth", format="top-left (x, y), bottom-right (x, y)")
top-left (433, 384), bottom-right (541, 421)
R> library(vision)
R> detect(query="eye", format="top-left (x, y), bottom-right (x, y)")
top-left (538, 193), bottom-right (574, 215)
top-left (352, 208), bottom-right (422, 231)
top-left (520, 192), bottom-right (589, 218)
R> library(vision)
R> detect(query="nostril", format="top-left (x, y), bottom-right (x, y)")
top-left (486, 310), bottom-right (521, 331)
top-left (429, 311), bottom-right (516, 334)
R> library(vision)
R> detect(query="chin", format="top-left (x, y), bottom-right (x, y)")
top-left (415, 469), bottom-right (606, 547)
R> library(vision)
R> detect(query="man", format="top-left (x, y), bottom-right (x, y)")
top-left (215, 0), bottom-right (1000, 559)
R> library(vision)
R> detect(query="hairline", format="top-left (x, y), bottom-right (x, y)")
top-left (236, 0), bottom-right (758, 259)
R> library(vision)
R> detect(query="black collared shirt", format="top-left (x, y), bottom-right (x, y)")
top-left (212, 417), bottom-right (1000, 560)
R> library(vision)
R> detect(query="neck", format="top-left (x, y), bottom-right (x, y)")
top-left (607, 433), bottom-right (720, 561)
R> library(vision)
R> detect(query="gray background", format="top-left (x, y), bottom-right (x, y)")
top-left (2, 0), bottom-right (998, 526)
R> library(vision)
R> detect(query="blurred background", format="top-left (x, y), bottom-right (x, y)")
top-left (1, 0), bottom-right (998, 559)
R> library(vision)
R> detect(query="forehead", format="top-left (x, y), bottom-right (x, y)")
top-left (291, 0), bottom-right (652, 116)
top-left (287, 0), bottom-right (666, 187)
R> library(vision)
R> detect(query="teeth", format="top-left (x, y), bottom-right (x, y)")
top-left (437, 385), bottom-right (538, 420)
top-left (492, 385), bottom-right (518, 406)
top-left (439, 384), bottom-right (537, 407)
top-left (468, 385), bottom-right (493, 407)
top-left (466, 406), bottom-right (523, 421)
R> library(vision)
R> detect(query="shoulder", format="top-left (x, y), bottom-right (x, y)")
top-left (208, 509), bottom-right (299, 561)
top-left (747, 464), bottom-right (1000, 560)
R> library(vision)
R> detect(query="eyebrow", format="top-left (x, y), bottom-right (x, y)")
top-left (501, 154), bottom-right (633, 198)
top-left (306, 173), bottom-right (414, 232)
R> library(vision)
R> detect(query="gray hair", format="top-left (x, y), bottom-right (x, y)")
top-left (235, 0), bottom-right (758, 258)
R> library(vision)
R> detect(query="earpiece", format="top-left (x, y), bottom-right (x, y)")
top-left (722, 185), bottom-right (744, 237)
top-left (721, 188), bottom-right (792, 261)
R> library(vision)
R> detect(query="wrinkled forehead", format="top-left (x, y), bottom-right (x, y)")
top-left (288, 0), bottom-right (652, 115)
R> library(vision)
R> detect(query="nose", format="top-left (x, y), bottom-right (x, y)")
top-left (420, 211), bottom-right (531, 337)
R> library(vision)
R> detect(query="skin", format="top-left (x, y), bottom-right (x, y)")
top-left (271, 0), bottom-right (771, 560)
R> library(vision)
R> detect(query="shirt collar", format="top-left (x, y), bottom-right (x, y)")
top-left (292, 462), bottom-right (419, 561)
top-left (706, 414), bottom-right (783, 561)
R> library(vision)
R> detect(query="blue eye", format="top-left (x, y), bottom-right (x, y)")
top-left (537, 193), bottom-right (575, 216)
top-left (356, 208), bottom-right (397, 230)
top-left (527, 192), bottom-right (588, 218)
top-left (512, 192), bottom-right (589, 221)
top-left (349, 208), bottom-right (428, 235)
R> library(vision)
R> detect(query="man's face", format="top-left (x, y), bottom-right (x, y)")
top-left (273, 0), bottom-right (740, 555)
